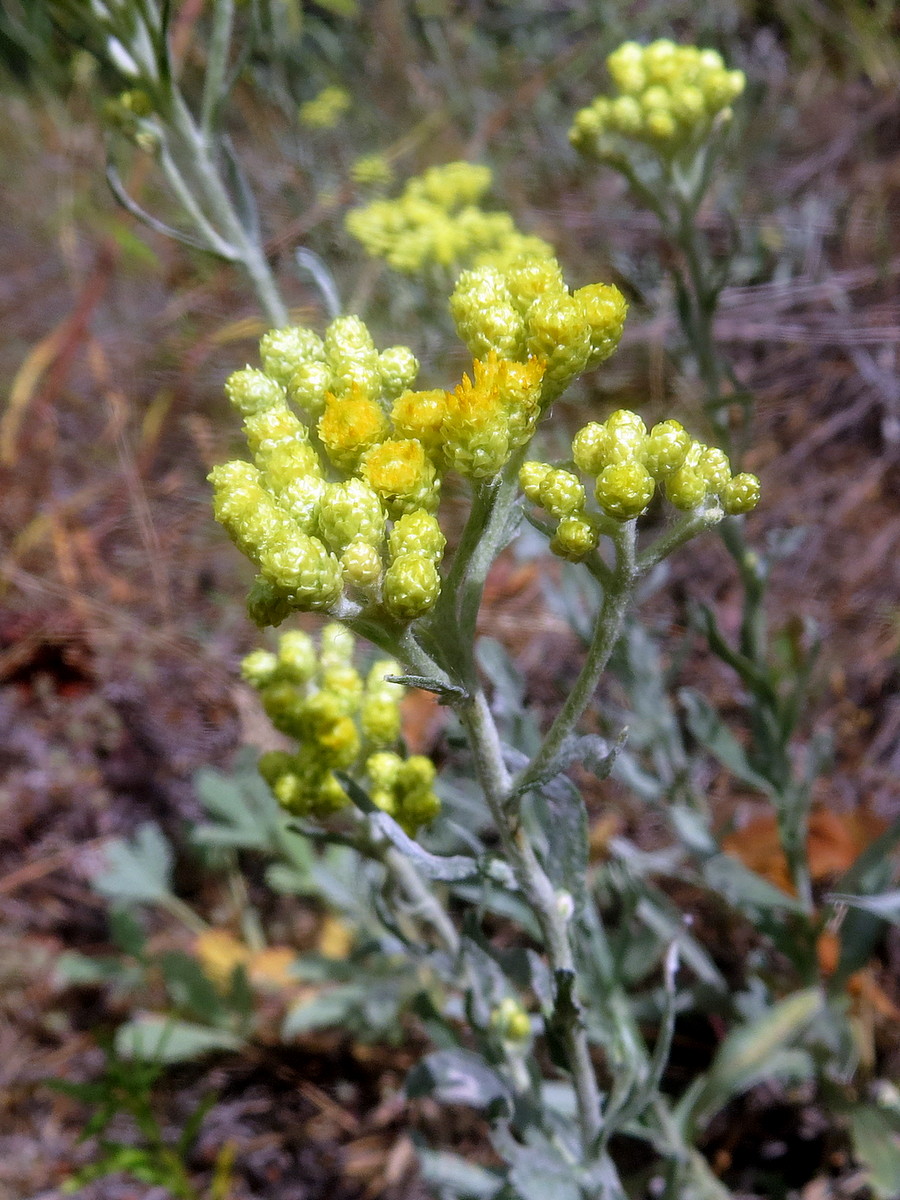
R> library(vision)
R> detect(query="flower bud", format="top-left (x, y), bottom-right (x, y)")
top-left (665, 465), bottom-right (708, 510)
top-left (491, 997), bottom-right (532, 1042)
top-left (721, 472), bottom-right (761, 515)
top-left (645, 419), bottom-right (691, 477)
top-left (595, 461), bottom-right (656, 520)
top-left (259, 327), bottom-right (325, 388)
top-left (538, 468), bottom-right (585, 518)
top-left (241, 649), bottom-right (279, 689)
top-left (383, 552), bottom-right (441, 620)
top-left (388, 510), bottom-right (446, 562)
top-left (551, 515), bottom-right (599, 560)
top-left (288, 360), bottom-right (332, 417)
top-left (519, 460), bottom-right (553, 503)
top-left (277, 631), bottom-right (317, 683)
top-left (573, 283), bottom-right (628, 368)
top-left (695, 446), bottom-right (732, 493)
top-left (378, 346), bottom-right (420, 398)
top-left (257, 536), bottom-right (343, 611)
top-left (341, 539), bottom-right (383, 589)
top-left (226, 368), bottom-right (286, 416)
top-left (318, 479), bottom-right (386, 553)
top-left (360, 695), bottom-right (401, 748)
top-left (571, 423), bottom-right (611, 475)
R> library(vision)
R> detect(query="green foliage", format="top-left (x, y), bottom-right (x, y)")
top-left (48, 1041), bottom-right (211, 1199)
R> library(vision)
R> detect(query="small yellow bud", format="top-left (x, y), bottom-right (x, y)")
top-left (572, 423), bottom-right (612, 475)
top-left (388, 510), bottom-right (446, 562)
top-left (241, 649), bottom-right (278, 688)
top-left (645, 420), bottom-right (691, 477)
top-left (361, 439), bottom-right (440, 515)
top-left (341, 539), bottom-right (383, 589)
top-left (383, 552), bottom-right (441, 620)
top-left (226, 368), bottom-right (286, 416)
top-left (277, 631), bottom-right (317, 683)
top-left (665, 465), bottom-right (708, 510)
top-left (551, 515), bottom-right (599, 561)
top-left (490, 997), bottom-right (532, 1042)
top-left (538, 468), bottom-right (585, 518)
top-left (519, 460), bottom-right (553, 503)
top-left (595, 461), bottom-right (656, 520)
top-left (722, 472), bottom-right (761, 515)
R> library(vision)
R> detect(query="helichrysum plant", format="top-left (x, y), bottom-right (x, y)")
top-left (242, 624), bottom-right (440, 832)
top-left (570, 39), bottom-right (746, 444)
top-left (345, 160), bottom-right (555, 276)
top-left (209, 246), bottom-right (768, 1196)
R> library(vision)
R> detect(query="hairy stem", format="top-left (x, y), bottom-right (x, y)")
top-left (383, 846), bottom-right (460, 957)
top-left (515, 521), bottom-right (638, 798)
top-left (458, 689), bottom-right (604, 1155)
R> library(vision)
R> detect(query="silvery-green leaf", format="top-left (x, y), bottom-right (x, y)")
top-left (830, 890), bottom-right (900, 926)
top-left (282, 985), bottom-right (367, 1037)
top-left (385, 674), bottom-right (467, 702)
top-left (93, 824), bottom-right (173, 904)
top-left (703, 853), bottom-right (805, 914)
top-left (115, 1016), bottom-right (243, 1063)
top-left (492, 1129), bottom-right (582, 1200)
top-left (192, 761), bottom-right (279, 850)
top-left (680, 689), bottom-right (775, 795)
top-left (681, 987), bottom-right (822, 1130)
top-left (849, 1103), bottom-right (900, 1199)
top-left (417, 1148), bottom-right (503, 1199)
top-left (476, 637), bottom-right (524, 712)
top-left (406, 1050), bottom-right (511, 1117)
top-left (530, 779), bottom-right (589, 914)
top-left (668, 805), bottom-right (717, 855)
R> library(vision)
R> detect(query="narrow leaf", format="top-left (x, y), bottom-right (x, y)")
top-left (406, 1050), bottom-right (511, 1116)
top-left (680, 689), bottom-right (775, 795)
top-left (115, 1016), bottom-right (243, 1063)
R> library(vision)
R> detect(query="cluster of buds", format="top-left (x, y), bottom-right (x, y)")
top-left (350, 154), bottom-right (396, 190)
top-left (345, 161), bottom-right (554, 275)
top-left (210, 255), bottom-right (629, 623)
top-left (521, 410), bottom-right (760, 559)
top-left (569, 40), bottom-right (745, 158)
top-left (211, 255), bottom-right (627, 620)
top-left (298, 85), bottom-right (351, 129)
top-left (242, 625), bottom-right (440, 833)
top-left (210, 317), bottom-right (446, 624)
top-left (451, 256), bottom-right (628, 404)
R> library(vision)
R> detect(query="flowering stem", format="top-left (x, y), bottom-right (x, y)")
top-left (514, 521), bottom-right (638, 799)
top-left (637, 504), bottom-right (723, 574)
top-left (383, 846), bottom-right (460, 957)
top-left (457, 689), bottom-right (604, 1156)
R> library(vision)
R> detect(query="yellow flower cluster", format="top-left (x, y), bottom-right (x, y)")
top-left (450, 256), bottom-right (628, 404)
top-left (521, 410), bottom-right (760, 558)
top-left (569, 40), bottom-right (745, 157)
top-left (210, 255), bottom-right (629, 620)
top-left (210, 317), bottom-right (447, 624)
top-left (345, 161), bottom-right (554, 275)
top-left (298, 85), bottom-right (351, 129)
top-left (350, 154), bottom-right (396, 189)
top-left (243, 625), bottom-right (440, 833)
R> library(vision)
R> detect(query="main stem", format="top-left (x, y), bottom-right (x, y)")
top-left (458, 692), bottom-right (604, 1154)
top-left (165, 92), bottom-right (289, 328)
